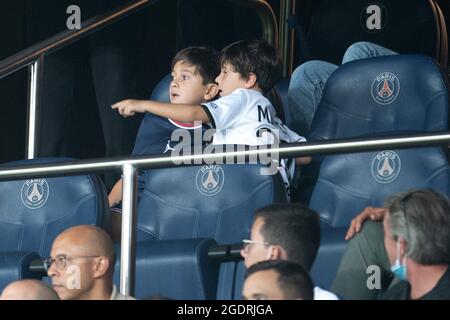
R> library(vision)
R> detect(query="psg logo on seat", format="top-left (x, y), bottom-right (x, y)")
top-left (371, 72), bottom-right (400, 105)
top-left (196, 165), bottom-right (225, 196)
top-left (21, 179), bottom-right (50, 209)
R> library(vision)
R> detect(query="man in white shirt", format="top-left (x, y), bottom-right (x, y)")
top-left (243, 260), bottom-right (314, 300)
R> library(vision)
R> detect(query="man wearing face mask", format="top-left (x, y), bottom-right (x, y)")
top-left (380, 189), bottom-right (450, 300)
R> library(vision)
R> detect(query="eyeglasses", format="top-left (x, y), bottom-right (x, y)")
top-left (43, 255), bottom-right (100, 271)
top-left (242, 239), bottom-right (270, 253)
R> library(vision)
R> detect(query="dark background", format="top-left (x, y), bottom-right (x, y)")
top-left (0, 0), bottom-right (448, 165)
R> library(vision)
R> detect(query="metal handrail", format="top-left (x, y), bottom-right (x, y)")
top-left (0, 0), bottom-right (277, 80)
top-left (1, 132), bottom-right (449, 181)
top-left (0, 0), bottom-right (153, 80)
top-left (1, 132), bottom-right (450, 296)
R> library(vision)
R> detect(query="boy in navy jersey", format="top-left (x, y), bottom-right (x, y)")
top-left (108, 47), bottom-right (220, 207)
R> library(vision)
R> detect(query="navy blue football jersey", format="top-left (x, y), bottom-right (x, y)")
top-left (132, 113), bottom-right (204, 156)
top-left (132, 113), bottom-right (206, 196)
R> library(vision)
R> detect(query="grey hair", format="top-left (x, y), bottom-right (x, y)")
top-left (385, 189), bottom-right (450, 265)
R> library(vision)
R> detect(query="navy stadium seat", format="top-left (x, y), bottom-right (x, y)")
top-left (273, 78), bottom-right (291, 127)
top-left (149, 74), bottom-right (171, 102)
top-left (310, 55), bottom-right (449, 141)
top-left (305, 55), bottom-right (450, 290)
top-left (312, 148), bottom-right (450, 228)
top-left (136, 162), bottom-right (287, 300)
top-left (114, 238), bottom-right (219, 300)
top-left (310, 228), bottom-right (348, 291)
top-left (0, 252), bottom-right (41, 292)
top-left (137, 164), bottom-right (287, 244)
top-left (0, 158), bottom-right (110, 256)
top-left (300, 54), bottom-right (450, 203)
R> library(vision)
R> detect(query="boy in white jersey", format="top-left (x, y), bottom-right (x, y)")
top-left (112, 40), bottom-right (310, 193)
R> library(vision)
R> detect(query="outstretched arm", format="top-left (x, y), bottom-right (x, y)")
top-left (112, 99), bottom-right (210, 123)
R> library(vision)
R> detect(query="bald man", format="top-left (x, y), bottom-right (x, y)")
top-left (1, 280), bottom-right (59, 300)
top-left (46, 225), bottom-right (134, 300)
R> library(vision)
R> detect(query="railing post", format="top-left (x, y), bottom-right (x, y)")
top-left (279, 0), bottom-right (295, 77)
top-left (26, 56), bottom-right (44, 159)
top-left (120, 163), bottom-right (138, 296)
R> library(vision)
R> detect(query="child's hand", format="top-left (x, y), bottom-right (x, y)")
top-left (295, 156), bottom-right (312, 165)
top-left (112, 99), bottom-right (146, 117)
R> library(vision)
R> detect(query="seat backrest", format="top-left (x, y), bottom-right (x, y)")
top-left (297, 54), bottom-right (449, 204)
top-left (0, 158), bottom-right (110, 256)
top-left (309, 54), bottom-right (449, 141)
top-left (137, 163), bottom-right (287, 244)
top-left (149, 74), bottom-right (171, 102)
top-left (310, 147), bottom-right (450, 227)
top-left (0, 251), bottom-right (41, 292)
top-left (114, 238), bottom-right (219, 300)
top-left (302, 0), bottom-right (447, 68)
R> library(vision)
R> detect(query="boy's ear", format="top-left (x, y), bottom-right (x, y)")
top-left (244, 72), bottom-right (258, 89)
top-left (204, 83), bottom-right (219, 100)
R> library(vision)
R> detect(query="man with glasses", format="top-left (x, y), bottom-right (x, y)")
top-left (240, 203), bottom-right (338, 300)
top-left (45, 225), bottom-right (134, 300)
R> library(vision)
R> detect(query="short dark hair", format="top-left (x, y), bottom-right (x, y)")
top-left (172, 46), bottom-right (220, 85)
top-left (245, 260), bottom-right (314, 300)
top-left (220, 40), bottom-right (281, 92)
top-left (254, 203), bottom-right (321, 270)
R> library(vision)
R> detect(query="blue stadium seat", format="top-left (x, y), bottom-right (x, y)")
top-left (114, 238), bottom-right (219, 300)
top-left (306, 55), bottom-right (450, 290)
top-left (312, 148), bottom-right (450, 228)
top-left (273, 78), bottom-right (291, 127)
top-left (310, 55), bottom-right (448, 141)
top-left (0, 158), bottom-right (110, 256)
top-left (0, 251), bottom-right (41, 292)
top-left (150, 74), bottom-right (171, 102)
top-left (136, 163), bottom-right (286, 299)
top-left (308, 54), bottom-right (450, 216)
top-left (137, 164), bottom-right (287, 244)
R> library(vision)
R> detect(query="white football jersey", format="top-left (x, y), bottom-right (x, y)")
top-left (202, 88), bottom-right (306, 146)
top-left (202, 88), bottom-right (306, 199)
